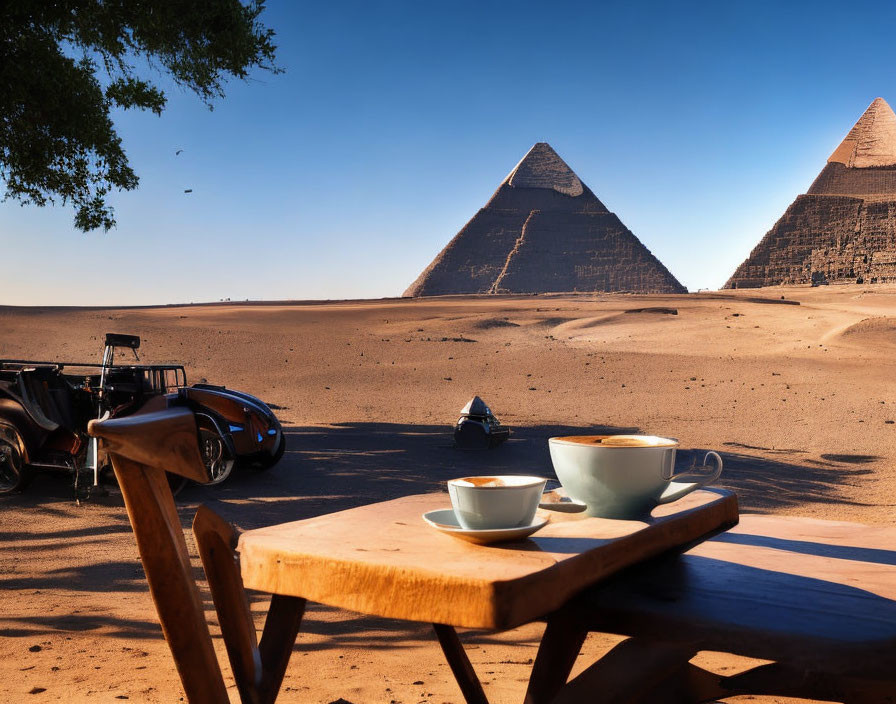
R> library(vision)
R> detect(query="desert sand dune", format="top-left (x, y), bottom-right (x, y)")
top-left (1, 284), bottom-right (894, 702)
top-left (835, 316), bottom-right (896, 348)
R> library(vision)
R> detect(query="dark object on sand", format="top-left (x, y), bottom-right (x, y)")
top-left (454, 396), bottom-right (510, 449)
top-left (0, 333), bottom-right (284, 497)
top-left (624, 307), bottom-right (678, 315)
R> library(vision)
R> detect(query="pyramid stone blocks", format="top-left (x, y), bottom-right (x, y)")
top-left (405, 143), bottom-right (685, 296)
top-left (727, 98), bottom-right (896, 288)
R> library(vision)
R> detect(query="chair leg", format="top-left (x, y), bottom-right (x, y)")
top-left (432, 623), bottom-right (490, 704)
top-left (258, 595), bottom-right (306, 704)
top-left (524, 610), bottom-right (589, 704)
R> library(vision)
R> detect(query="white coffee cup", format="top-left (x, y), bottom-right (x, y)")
top-left (447, 475), bottom-right (547, 530)
top-left (548, 435), bottom-right (723, 519)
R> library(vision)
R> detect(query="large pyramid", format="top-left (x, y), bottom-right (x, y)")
top-left (404, 143), bottom-right (686, 296)
top-left (726, 98), bottom-right (896, 288)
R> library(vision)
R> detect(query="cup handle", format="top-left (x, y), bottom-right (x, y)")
top-left (657, 451), bottom-right (723, 505)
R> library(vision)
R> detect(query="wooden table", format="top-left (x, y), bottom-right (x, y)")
top-left (237, 489), bottom-right (738, 703)
top-left (552, 513), bottom-right (896, 702)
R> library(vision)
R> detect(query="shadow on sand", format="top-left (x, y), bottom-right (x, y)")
top-left (189, 422), bottom-right (876, 529)
top-left (0, 421), bottom-right (881, 652)
top-left (189, 422), bottom-right (638, 529)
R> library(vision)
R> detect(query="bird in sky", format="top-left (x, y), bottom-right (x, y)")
top-left (184, 189), bottom-right (193, 194)
top-left (175, 149), bottom-right (184, 156)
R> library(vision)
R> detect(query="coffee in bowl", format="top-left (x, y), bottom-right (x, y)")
top-left (447, 475), bottom-right (547, 530)
top-left (548, 435), bottom-right (722, 519)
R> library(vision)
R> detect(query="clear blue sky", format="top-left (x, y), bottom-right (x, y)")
top-left (3, 0), bottom-right (896, 305)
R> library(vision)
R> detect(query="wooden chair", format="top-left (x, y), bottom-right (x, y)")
top-left (532, 514), bottom-right (896, 704)
top-left (192, 506), bottom-right (305, 704)
top-left (88, 407), bottom-right (304, 704)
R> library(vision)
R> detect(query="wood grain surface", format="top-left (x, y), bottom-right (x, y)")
top-left (580, 513), bottom-right (896, 678)
top-left (237, 489), bottom-right (737, 630)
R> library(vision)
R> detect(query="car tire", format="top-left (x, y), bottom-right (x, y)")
top-left (251, 432), bottom-right (286, 471)
top-left (0, 438), bottom-right (30, 495)
top-left (199, 426), bottom-right (235, 486)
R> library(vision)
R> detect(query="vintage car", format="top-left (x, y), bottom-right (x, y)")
top-left (0, 333), bottom-right (284, 496)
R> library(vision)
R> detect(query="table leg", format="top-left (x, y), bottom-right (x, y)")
top-left (523, 610), bottom-right (588, 704)
top-left (432, 623), bottom-right (490, 704)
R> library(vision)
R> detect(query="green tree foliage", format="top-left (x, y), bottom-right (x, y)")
top-left (0, 1), bottom-right (279, 231)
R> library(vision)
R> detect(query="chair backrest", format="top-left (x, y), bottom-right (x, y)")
top-left (88, 407), bottom-right (229, 704)
top-left (193, 506), bottom-right (307, 704)
top-left (193, 505), bottom-right (263, 702)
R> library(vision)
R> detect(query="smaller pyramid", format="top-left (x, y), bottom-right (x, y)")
top-left (825, 97), bottom-right (896, 168)
top-left (726, 98), bottom-right (896, 288)
top-left (405, 143), bottom-right (685, 296)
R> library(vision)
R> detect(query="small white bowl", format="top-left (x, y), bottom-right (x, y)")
top-left (447, 475), bottom-right (547, 530)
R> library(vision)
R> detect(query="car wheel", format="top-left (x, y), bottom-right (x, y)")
top-left (0, 438), bottom-right (29, 495)
top-left (251, 432), bottom-right (286, 471)
top-left (199, 427), bottom-right (235, 486)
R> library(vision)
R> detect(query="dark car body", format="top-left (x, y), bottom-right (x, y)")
top-left (454, 396), bottom-right (510, 449)
top-left (0, 334), bottom-right (284, 495)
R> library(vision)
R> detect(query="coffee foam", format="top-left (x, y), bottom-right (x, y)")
top-left (456, 477), bottom-right (506, 487)
top-left (554, 435), bottom-right (677, 448)
top-left (451, 475), bottom-right (544, 488)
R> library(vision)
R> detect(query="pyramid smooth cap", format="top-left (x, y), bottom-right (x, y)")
top-left (460, 396), bottom-right (491, 417)
top-left (828, 97), bottom-right (896, 167)
top-left (504, 142), bottom-right (584, 196)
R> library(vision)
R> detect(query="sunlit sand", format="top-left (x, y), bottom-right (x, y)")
top-left (1, 284), bottom-right (894, 701)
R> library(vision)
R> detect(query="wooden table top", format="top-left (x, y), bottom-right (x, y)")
top-left (237, 489), bottom-right (738, 630)
top-left (581, 513), bottom-right (896, 675)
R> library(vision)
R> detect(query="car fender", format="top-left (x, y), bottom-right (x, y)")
top-left (193, 411), bottom-right (237, 459)
top-left (189, 384), bottom-right (279, 423)
top-left (202, 386), bottom-right (283, 451)
top-left (179, 387), bottom-right (280, 457)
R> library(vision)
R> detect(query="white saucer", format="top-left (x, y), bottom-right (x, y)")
top-left (539, 487), bottom-right (587, 513)
top-left (422, 509), bottom-right (550, 545)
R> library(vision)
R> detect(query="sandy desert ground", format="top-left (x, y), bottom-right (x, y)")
top-left (1, 284), bottom-right (894, 703)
